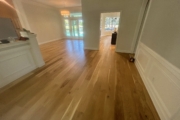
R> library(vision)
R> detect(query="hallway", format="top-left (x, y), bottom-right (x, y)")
top-left (0, 37), bottom-right (160, 120)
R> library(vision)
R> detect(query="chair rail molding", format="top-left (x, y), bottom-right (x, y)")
top-left (135, 42), bottom-right (180, 120)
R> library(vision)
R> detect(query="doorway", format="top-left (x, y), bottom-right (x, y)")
top-left (64, 13), bottom-right (84, 39)
top-left (71, 19), bottom-right (83, 38)
top-left (100, 12), bottom-right (120, 50)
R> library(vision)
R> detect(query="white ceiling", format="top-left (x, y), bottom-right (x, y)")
top-left (32, 0), bottom-right (81, 8)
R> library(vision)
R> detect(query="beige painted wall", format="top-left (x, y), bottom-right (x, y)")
top-left (82, 0), bottom-right (145, 52)
top-left (13, 0), bottom-right (64, 44)
top-left (139, 0), bottom-right (180, 69)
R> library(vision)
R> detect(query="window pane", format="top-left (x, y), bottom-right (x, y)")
top-left (79, 20), bottom-right (84, 37)
top-left (64, 19), bottom-right (71, 36)
top-left (105, 17), bottom-right (119, 31)
top-left (66, 30), bottom-right (71, 36)
top-left (65, 19), bottom-right (70, 29)
top-left (72, 20), bottom-right (78, 37)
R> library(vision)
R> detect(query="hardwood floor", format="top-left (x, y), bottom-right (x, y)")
top-left (0, 36), bottom-right (160, 120)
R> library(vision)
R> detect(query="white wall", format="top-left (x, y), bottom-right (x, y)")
top-left (13, 0), bottom-right (64, 44)
top-left (138, 0), bottom-right (180, 69)
top-left (100, 12), bottom-right (120, 37)
top-left (82, 0), bottom-right (145, 52)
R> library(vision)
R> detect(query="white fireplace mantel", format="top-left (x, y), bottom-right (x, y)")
top-left (0, 33), bottom-right (45, 88)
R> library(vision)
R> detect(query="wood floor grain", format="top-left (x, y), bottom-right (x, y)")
top-left (0, 36), bottom-right (160, 120)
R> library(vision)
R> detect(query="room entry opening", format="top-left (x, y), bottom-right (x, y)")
top-left (71, 19), bottom-right (83, 37)
top-left (64, 13), bottom-right (84, 38)
top-left (100, 12), bottom-right (121, 49)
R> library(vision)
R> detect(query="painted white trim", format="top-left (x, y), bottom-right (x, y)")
top-left (0, 45), bottom-right (30, 56)
top-left (38, 38), bottom-right (64, 45)
top-left (0, 33), bottom-right (44, 89)
top-left (135, 0), bottom-right (152, 54)
top-left (115, 10), bottom-right (122, 52)
top-left (131, 0), bottom-right (149, 53)
top-left (135, 42), bottom-right (180, 120)
top-left (64, 37), bottom-right (83, 40)
top-left (0, 47), bottom-right (36, 88)
top-left (100, 35), bottom-right (111, 37)
top-left (84, 47), bottom-right (99, 50)
top-left (135, 61), bottom-right (168, 120)
top-left (116, 49), bottom-right (131, 53)
top-left (139, 43), bottom-right (180, 78)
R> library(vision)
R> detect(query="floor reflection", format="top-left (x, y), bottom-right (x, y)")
top-left (65, 39), bottom-right (85, 61)
top-left (40, 37), bottom-right (114, 65)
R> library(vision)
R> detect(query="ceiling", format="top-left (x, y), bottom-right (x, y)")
top-left (32, 0), bottom-right (81, 8)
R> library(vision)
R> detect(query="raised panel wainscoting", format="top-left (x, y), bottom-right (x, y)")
top-left (135, 42), bottom-right (180, 120)
top-left (0, 45), bottom-right (36, 88)
top-left (0, 33), bottom-right (45, 89)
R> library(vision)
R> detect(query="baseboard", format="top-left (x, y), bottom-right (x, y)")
top-left (135, 42), bottom-right (180, 120)
top-left (38, 38), bottom-right (64, 45)
top-left (65, 37), bottom-right (83, 40)
top-left (84, 47), bottom-right (99, 50)
top-left (135, 61), bottom-right (168, 120)
top-left (101, 35), bottom-right (111, 37)
top-left (116, 49), bottom-right (132, 53)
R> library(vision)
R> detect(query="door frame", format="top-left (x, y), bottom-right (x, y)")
top-left (99, 12), bottom-right (121, 51)
top-left (63, 17), bottom-right (83, 39)
top-left (131, 0), bottom-right (151, 53)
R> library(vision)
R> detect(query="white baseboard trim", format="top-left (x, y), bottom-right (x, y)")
top-left (84, 47), bottom-right (99, 50)
top-left (135, 61), bottom-right (168, 120)
top-left (38, 38), bottom-right (64, 45)
top-left (64, 37), bottom-right (83, 40)
top-left (135, 42), bottom-right (180, 120)
top-left (101, 35), bottom-right (111, 37)
top-left (116, 49), bottom-right (132, 53)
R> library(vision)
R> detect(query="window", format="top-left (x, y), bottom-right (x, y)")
top-left (64, 19), bottom-right (71, 36)
top-left (105, 17), bottom-right (119, 31)
top-left (70, 13), bottom-right (82, 17)
top-left (63, 13), bottom-right (84, 38)
top-left (64, 19), bottom-right (84, 38)
top-left (63, 13), bottom-right (82, 18)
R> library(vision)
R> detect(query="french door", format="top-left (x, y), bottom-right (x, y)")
top-left (64, 18), bottom-right (84, 38)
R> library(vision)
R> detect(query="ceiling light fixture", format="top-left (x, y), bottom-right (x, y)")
top-left (60, 0), bottom-right (70, 17)
top-left (61, 10), bottom-right (70, 17)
